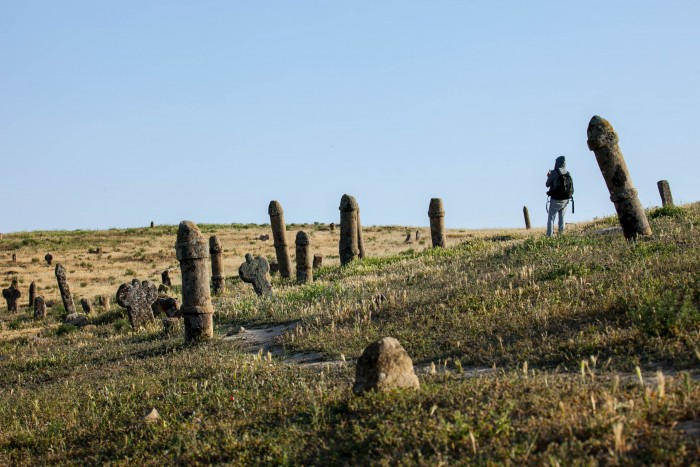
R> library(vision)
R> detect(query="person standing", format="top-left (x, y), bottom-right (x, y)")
top-left (545, 156), bottom-right (573, 237)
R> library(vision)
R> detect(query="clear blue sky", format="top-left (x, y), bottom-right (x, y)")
top-left (2, 1), bottom-right (698, 232)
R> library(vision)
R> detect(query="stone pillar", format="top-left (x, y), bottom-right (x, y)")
top-left (80, 298), bottom-right (92, 314)
top-left (523, 206), bottom-right (531, 230)
top-left (295, 231), bottom-right (312, 284)
top-left (657, 180), bottom-right (674, 207)
top-left (34, 296), bottom-right (46, 319)
top-left (175, 221), bottom-right (214, 342)
top-left (313, 254), bottom-right (323, 269)
top-left (357, 205), bottom-right (366, 259)
top-left (268, 201), bottom-right (291, 278)
top-left (587, 116), bottom-right (652, 239)
top-left (415, 230), bottom-right (420, 242)
top-left (161, 270), bottom-right (172, 286)
top-left (29, 282), bottom-right (37, 308)
top-left (330, 222), bottom-right (335, 232)
top-left (209, 235), bottom-right (225, 295)
top-left (54, 263), bottom-right (76, 314)
top-left (339, 194), bottom-right (359, 265)
top-left (97, 295), bottom-right (110, 310)
top-left (150, 221), bottom-right (155, 228)
top-left (2, 279), bottom-right (21, 312)
top-left (44, 254), bottom-right (52, 266)
top-left (12, 253), bottom-right (16, 263)
top-left (428, 198), bottom-right (446, 248)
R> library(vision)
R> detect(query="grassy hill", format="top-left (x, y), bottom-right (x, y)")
top-left (1, 205), bottom-right (699, 464)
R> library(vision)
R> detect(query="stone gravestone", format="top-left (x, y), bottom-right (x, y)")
top-left (116, 279), bottom-right (158, 329)
top-left (269, 260), bottom-right (279, 275)
top-left (161, 270), bottom-right (172, 286)
top-left (523, 206), bottom-right (531, 230)
top-left (657, 180), bottom-right (674, 207)
top-left (587, 116), bottom-right (652, 239)
top-left (54, 263), bottom-right (76, 314)
top-left (339, 194), bottom-right (360, 265)
top-left (152, 295), bottom-right (180, 318)
top-left (12, 253), bottom-right (16, 263)
top-left (239, 254), bottom-right (273, 296)
top-left (404, 232), bottom-right (412, 243)
top-left (80, 298), bottom-right (93, 314)
top-left (34, 296), bottom-right (46, 319)
top-left (176, 220), bottom-right (215, 342)
top-left (97, 295), bottom-right (111, 310)
top-left (313, 254), bottom-right (323, 269)
top-left (209, 235), bottom-right (226, 295)
top-left (29, 282), bottom-right (37, 308)
top-left (268, 201), bottom-right (292, 278)
top-left (44, 253), bottom-right (53, 266)
top-left (329, 222), bottom-right (335, 232)
top-left (428, 198), bottom-right (446, 248)
top-left (295, 231), bottom-right (312, 284)
top-left (415, 230), bottom-right (420, 242)
top-left (150, 221), bottom-right (155, 228)
top-left (2, 279), bottom-right (21, 312)
top-left (352, 337), bottom-right (420, 395)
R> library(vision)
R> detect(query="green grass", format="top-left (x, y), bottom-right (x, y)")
top-left (1, 204), bottom-right (699, 464)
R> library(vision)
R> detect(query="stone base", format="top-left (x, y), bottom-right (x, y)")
top-left (184, 313), bottom-right (214, 342)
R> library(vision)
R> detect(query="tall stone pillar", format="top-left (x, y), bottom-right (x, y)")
top-left (55, 263), bottom-right (76, 314)
top-left (295, 231), bottom-right (312, 284)
top-left (587, 116), bottom-right (652, 239)
top-left (268, 201), bottom-right (291, 278)
top-left (523, 206), bottom-right (531, 230)
top-left (176, 221), bottom-right (214, 342)
top-left (428, 198), bottom-right (446, 248)
top-left (357, 205), bottom-right (366, 259)
top-left (657, 180), bottom-right (674, 207)
top-left (209, 235), bottom-right (226, 295)
top-left (339, 194), bottom-right (359, 265)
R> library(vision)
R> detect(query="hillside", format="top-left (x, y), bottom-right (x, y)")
top-left (1, 205), bottom-right (699, 465)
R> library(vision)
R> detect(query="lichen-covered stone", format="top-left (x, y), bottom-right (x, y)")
top-left (587, 116), bottom-right (652, 239)
top-left (53, 264), bottom-right (76, 314)
top-left (2, 279), bottom-right (21, 312)
top-left (44, 253), bottom-right (53, 265)
top-left (313, 254), bottom-right (323, 269)
top-left (80, 298), bottom-right (92, 314)
top-left (152, 296), bottom-right (180, 318)
top-left (65, 312), bottom-right (88, 327)
top-left (268, 201), bottom-right (291, 278)
top-left (29, 282), bottom-right (37, 308)
top-left (239, 254), bottom-right (273, 296)
top-left (97, 295), bottom-right (110, 310)
top-left (339, 194), bottom-right (360, 265)
top-left (353, 337), bottom-right (420, 395)
top-left (161, 270), bottom-right (172, 286)
top-left (34, 296), bottom-right (46, 319)
top-left (116, 279), bottom-right (158, 329)
top-left (209, 235), bottom-right (226, 295)
top-left (657, 180), bottom-right (674, 207)
top-left (428, 198), bottom-right (446, 248)
top-left (295, 231), bottom-right (312, 284)
top-left (176, 221), bottom-right (215, 342)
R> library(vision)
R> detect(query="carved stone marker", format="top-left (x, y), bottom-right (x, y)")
top-left (339, 194), bottom-right (360, 265)
top-left (55, 263), bottom-right (76, 314)
top-left (269, 260), bottom-right (279, 275)
top-left (161, 270), bottom-right (172, 286)
top-left (428, 198), bottom-right (446, 248)
top-left (152, 296), bottom-right (180, 318)
top-left (176, 221), bottom-right (215, 342)
top-left (2, 279), bottom-right (21, 312)
top-left (34, 296), bottom-right (46, 319)
top-left (80, 298), bottom-right (93, 314)
top-left (268, 201), bottom-right (291, 279)
top-left (404, 232), bottom-right (412, 243)
top-left (12, 253), bottom-right (16, 263)
top-left (239, 254), bottom-right (273, 296)
top-left (357, 205), bottom-right (366, 259)
top-left (97, 295), bottom-right (111, 310)
top-left (352, 337), bottom-right (420, 395)
top-left (116, 279), bottom-right (158, 329)
top-left (29, 282), bottom-right (37, 308)
top-left (415, 230), bottom-right (420, 242)
top-left (209, 235), bottom-right (225, 295)
top-left (587, 116), bottom-right (652, 239)
top-left (258, 234), bottom-right (270, 241)
top-left (657, 180), bottom-right (674, 207)
top-left (313, 254), bottom-right (323, 269)
top-left (44, 253), bottom-right (53, 266)
top-left (295, 231), bottom-right (312, 284)
top-left (150, 221), bottom-right (155, 228)
top-left (330, 222), bottom-right (335, 232)
top-left (523, 206), bottom-right (531, 230)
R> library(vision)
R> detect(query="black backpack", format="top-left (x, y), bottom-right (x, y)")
top-left (548, 169), bottom-right (574, 200)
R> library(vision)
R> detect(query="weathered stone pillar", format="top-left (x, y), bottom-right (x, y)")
top-left (55, 263), bottom-right (76, 314)
top-left (239, 254), bottom-right (273, 296)
top-left (44, 254), bottom-right (52, 266)
top-left (295, 231), bottom-right (312, 284)
top-left (268, 201), bottom-right (291, 278)
top-left (150, 221), bottom-right (155, 228)
top-left (97, 295), bottom-right (110, 310)
top-left (2, 279), bottom-right (21, 312)
top-left (175, 221), bottom-right (214, 342)
top-left (161, 270), bottom-right (172, 286)
top-left (313, 254), bottom-right (323, 269)
top-left (587, 116), bottom-right (652, 239)
top-left (657, 180), bottom-right (674, 207)
top-left (80, 298), bottom-right (92, 314)
top-left (415, 230), bottom-right (420, 242)
top-left (209, 235), bottom-right (225, 295)
top-left (12, 253), bottom-right (16, 263)
top-left (357, 205), bottom-right (366, 259)
top-left (523, 206), bottom-right (531, 230)
top-left (428, 198), bottom-right (446, 248)
top-left (330, 222), bottom-right (335, 232)
top-left (29, 282), bottom-right (37, 308)
top-left (339, 194), bottom-right (359, 265)
top-left (34, 296), bottom-right (46, 319)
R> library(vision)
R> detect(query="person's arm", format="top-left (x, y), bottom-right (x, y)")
top-left (546, 170), bottom-right (554, 187)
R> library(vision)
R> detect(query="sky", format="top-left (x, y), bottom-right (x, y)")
top-left (1, 1), bottom-right (699, 233)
